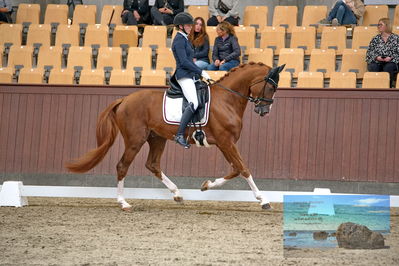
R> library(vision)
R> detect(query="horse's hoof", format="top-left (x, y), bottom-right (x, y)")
top-left (122, 207), bottom-right (133, 212)
top-left (174, 196), bottom-right (183, 203)
top-left (262, 203), bottom-right (272, 210)
top-left (201, 180), bottom-right (210, 191)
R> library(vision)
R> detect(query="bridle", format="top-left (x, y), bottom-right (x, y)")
top-left (209, 75), bottom-right (277, 106)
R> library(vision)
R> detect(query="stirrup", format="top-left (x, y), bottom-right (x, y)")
top-left (174, 134), bottom-right (190, 149)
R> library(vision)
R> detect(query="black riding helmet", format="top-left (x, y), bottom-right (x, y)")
top-left (173, 12), bottom-right (194, 26)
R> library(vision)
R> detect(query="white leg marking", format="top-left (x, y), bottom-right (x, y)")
top-left (207, 177), bottom-right (228, 189)
top-left (161, 172), bottom-right (181, 198)
top-left (117, 179), bottom-right (132, 209)
top-left (246, 175), bottom-right (270, 205)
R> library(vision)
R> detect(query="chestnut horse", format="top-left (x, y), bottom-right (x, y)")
top-left (66, 62), bottom-right (285, 210)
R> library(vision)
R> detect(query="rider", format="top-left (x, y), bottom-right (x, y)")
top-left (171, 12), bottom-right (211, 148)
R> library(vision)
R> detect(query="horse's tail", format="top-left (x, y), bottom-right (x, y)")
top-left (65, 98), bottom-right (123, 173)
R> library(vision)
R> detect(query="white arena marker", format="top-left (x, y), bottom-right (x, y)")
top-left (313, 188), bottom-right (331, 194)
top-left (0, 181), bottom-right (28, 207)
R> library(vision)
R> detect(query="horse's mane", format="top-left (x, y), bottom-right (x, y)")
top-left (216, 62), bottom-right (270, 82)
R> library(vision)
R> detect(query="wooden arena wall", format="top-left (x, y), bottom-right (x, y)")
top-left (0, 84), bottom-right (398, 183)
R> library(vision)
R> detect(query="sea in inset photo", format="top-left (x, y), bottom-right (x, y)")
top-left (283, 194), bottom-right (390, 256)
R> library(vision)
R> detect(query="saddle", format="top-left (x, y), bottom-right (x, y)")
top-left (166, 74), bottom-right (209, 123)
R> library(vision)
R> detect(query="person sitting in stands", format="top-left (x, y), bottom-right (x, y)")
top-left (207, 21), bottom-right (240, 71)
top-left (319, 0), bottom-right (365, 26)
top-left (207, 0), bottom-right (239, 26)
top-left (188, 17), bottom-right (210, 70)
top-left (0, 0), bottom-right (12, 23)
top-left (121, 0), bottom-right (151, 25)
top-left (151, 0), bottom-right (184, 25)
top-left (366, 18), bottom-right (399, 88)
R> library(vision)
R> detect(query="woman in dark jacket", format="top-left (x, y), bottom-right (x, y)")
top-left (122, 0), bottom-right (151, 25)
top-left (188, 17), bottom-right (210, 70)
top-left (207, 21), bottom-right (241, 71)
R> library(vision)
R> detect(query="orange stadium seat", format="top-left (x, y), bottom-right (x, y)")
top-left (18, 68), bottom-right (44, 84)
top-left (329, 72), bottom-right (357, 88)
top-left (101, 5), bottom-right (123, 27)
top-left (109, 69), bottom-right (135, 85)
top-left (362, 72), bottom-right (390, 89)
top-left (235, 26), bottom-right (256, 55)
top-left (394, 26), bottom-right (399, 35)
top-left (362, 5), bottom-right (389, 26)
top-left (259, 26), bottom-right (285, 55)
top-left (48, 68), bottom-right (75, 85)
top-left (309, 49), bottom-right (336, 78)
top-left (37, 46), bottom-right (63, 70)
top-left (352, 26), bottom-right (378, 49)
top-left (7, 46), bottom-right (33, 70)
top-left (243, 6), bottom-right (268, 29)
top-left (278, 72), bottom-right (291, 87)
top-left (55, 25), bottom-right (80, 49)
top-left (67, 46), bottom-right (92, 70)
top-left (140, 70), bottom-right (166, 85)
top-left (290, 26), bottom-right (316, 55)
top-left (26, 24), bottom-right (52, 49)
top-left (79, 69), bottom-right (105, 85)
top-left (113, 25), bottom-right (138, 49)
top-left (278, 48), bottom-right (304, 78)
top-left (156, 47), bottom-right (175, 74)
top-left (84, 24), bottom-right (109, 48)
top-left (44, 4), bottom-right (69, 29)
top-left (0, 67), bottom-right (13, 83)
top-left (142, 26), bottom-right (168, 50)
top-left (126, 47), bottom-right (152, 71)
top-left (247, 48), bottom-right (273, 67)
top-left (97, 47), bottom-right (122, 70)
top-left (341, 49), bottom-right (367, 78)
top-left (188, 6), bottom-right (209, 21)
top-left (16, 4), bottom-right (40, 25)
top-left (297, 72), bottom-right (324, 88)
top-left (394, 5), bottom-right (399, 26)
top-left (320, 26), bottom-right (346, 55)
top-left (301, 5), bottom-right (328, 33)
top-left (272, 6), bottom-right (297, 33)
top-left (0, 24), bottom-right (22, 47)
top-left (73, 5), bottom-right (97, 27)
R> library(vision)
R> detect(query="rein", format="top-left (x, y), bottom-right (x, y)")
top-left (208, 77), bottom-right (277, 105)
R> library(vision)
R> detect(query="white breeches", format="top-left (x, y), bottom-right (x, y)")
top-left (177, 77), bottom-right (198, 110)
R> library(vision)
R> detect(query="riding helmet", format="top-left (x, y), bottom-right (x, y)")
top-left (173, 12), bottom-right (194, 25)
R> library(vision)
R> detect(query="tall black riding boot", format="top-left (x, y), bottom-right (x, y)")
top-left (174, 103), bottom-right (195, 148)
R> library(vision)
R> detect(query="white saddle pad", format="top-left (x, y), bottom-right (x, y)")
top-left (162, 87), bottom-right (211, 126)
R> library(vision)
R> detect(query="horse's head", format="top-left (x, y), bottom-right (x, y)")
top-left (251, 64), bottom-right (285, 116)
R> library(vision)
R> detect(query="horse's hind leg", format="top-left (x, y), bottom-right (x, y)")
top-left (117, 134), bottom-right (148, 211)
top-left (145, 133), bottom-right (183, 202)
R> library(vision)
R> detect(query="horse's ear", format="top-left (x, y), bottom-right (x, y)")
top-left (278, 64), bottom-right (286, 73)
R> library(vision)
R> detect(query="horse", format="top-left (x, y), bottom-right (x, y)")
top-left (66, 62), bottom-right (285, 211)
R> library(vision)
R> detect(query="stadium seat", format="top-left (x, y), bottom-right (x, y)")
top-left (112, 25), bottom-right (138, 49)
top-left (235, 26), bottom-right (256, 55)
top-left (259, 26), bottom-right (285, 55)
top-left (0, 44), bottom-right (3, 67)
top-left (109, 69), bottom-right (135, 85)
top-left (301, 5), bottom-right (328, 33)
top-left (55, 25), bottom-right (80, 49)
top-left (278, 71), bottom-right (291, 87)
top-left (396, 73), bottom-right (399, 88)
top-left (340, 49), bottom-right (367, 78)
top-left (297, 71), bottom-right (324, 88)
top-left (48, 68), bottom-right (75, 85)
top-left (278, 48), bottom-right (304, 78)
top-left (188, 5), bottom-right (210, 21)
top-left (272, 6), bottom-right (298, 33)
top-left (79, 69), bottom-right (104, 85)
top-left (100, 5), bottom-right (123, 27)
top-left (309, 49), bottom-right (336, 78)
top-left (243, 6), bottom-right (268, 29)
top-left (329, 72), bottom-right (357, 88)
top-left (26, 24), bottom-right (52, 49)
top-left (67, 46), bottom-right (92, 70)
top-left (394, 5), bottom-right (399, 26)
top-left (206, 26), bottom-right (218, 45)
top-left (16, 4), bottom-right (40, 26)
top-left (362, 5), bottom-right (389, 26)
top-left (362, 72), bottom-right (390, 88)
top-left (247, 48), bottom-right (274, 67)
top-left (140, 70), bottom-right (166, 85)
top-left (352, 26), bottom-right (378, 49)
top-left (156, 47), bottom-right (175, 74)
top-left (290, 26), bottom-right (316, 55)
top-left (7, 46), bottom-right (33, 70)
top-left (97, 47), bottom-right (122, 70)
top-left (208, 71), bottom-right (227, 81)
top-left (73, 5), bottom-right (97, 28)
top-left (84, 24), bottom-right (109, 48)
top-left (142, 26), bottom-right (168, 50)
top-left (37, 46), bottom-right (63, 70)
top-left (0, 24), bottom-right (22, 47)
top-left (44, 4), bottom-right (68, 29)
top-left (320, 26), bottom-right (346, 55)
top-left (394, 26), bottom-right (399, 35)
top-left (126, 47), bottom-right (152, 71)
top-left (18, 68), bottom-right (43, 84)
top-left (0, 67), bottom-right (13, 83)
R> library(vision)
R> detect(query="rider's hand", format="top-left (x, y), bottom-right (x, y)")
top-left (201, 71), bottom-right (211, 81)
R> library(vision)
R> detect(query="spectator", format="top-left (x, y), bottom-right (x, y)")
top-left (207, 21), bottom-right (240, 71)
top-left (188, 17), bottom-right (210, 70)
top-left (121, 0), bottom-right (151, 25)
top-left (366, 18), bottom-right (399, 88)
top-left (207, 0), bottom-right (239, 26)
top-left (0, 0), bottom-right (12, 23)
top-left (319, 0), bottom-right (365, 26)
top-left (151, 0), bottom-right (183, 26)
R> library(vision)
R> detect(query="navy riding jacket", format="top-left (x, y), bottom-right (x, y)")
top-left (172, 32), bottom-right (203, 80)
